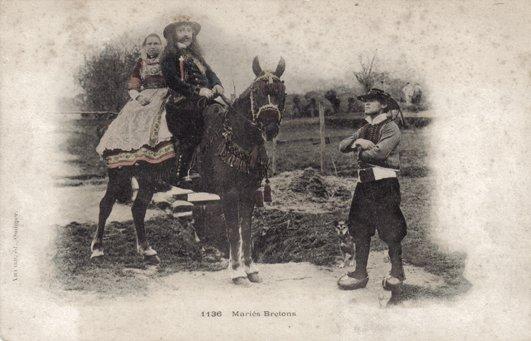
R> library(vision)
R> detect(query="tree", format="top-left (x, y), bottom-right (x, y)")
top-left (324, 89), bottom-right (340, 115)
top-left (354, 54), bottom-right (377, 93)
top-left (76, 43), bottom-right (140, 112)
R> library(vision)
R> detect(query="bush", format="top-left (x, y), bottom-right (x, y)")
top-left (76, 43), bottom-right (140, 112)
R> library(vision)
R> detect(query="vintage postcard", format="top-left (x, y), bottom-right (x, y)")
top-left (1, 0), bottom-right (530, 340)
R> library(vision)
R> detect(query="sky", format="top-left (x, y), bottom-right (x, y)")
top-left (4, 0), bottom-right (527, 99)
top-left (10, 0), bottom-right (483, 97)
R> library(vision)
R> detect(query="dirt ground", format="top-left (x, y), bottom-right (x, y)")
top-left (52, 167), bottom-right (468, 302)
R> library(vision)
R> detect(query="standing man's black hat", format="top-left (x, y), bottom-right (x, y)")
top-left (357, 88), bottom-right (399, 110)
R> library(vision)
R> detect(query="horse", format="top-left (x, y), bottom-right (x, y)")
top-left (196, 56), bottom-right (286, 284)
top-left (90, 56), bottom-right (286, 279)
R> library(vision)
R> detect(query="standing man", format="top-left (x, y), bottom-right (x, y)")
top-left (337, 88), bottom-right (407, 292)
top-left (161, 16), bottom-right (224, 184)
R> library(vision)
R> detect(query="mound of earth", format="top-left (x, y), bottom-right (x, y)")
top-left (267, 168), bottom-right (356, 213)
top-left (289, 168), bottom-right (329, 199)
top-left (252, 209), bottom-right (341, 265)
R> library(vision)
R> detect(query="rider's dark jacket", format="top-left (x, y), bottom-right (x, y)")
top-left (161, 48), bottom-right (221, 97)
top-left (161, 47), bottom-right (222, 176)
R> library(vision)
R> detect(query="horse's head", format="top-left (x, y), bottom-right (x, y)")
top-left (248, 56), bottom-right (286, 141)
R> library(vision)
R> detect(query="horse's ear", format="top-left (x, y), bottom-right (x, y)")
top-left (252, 56), bottom-right (262, 77)
top-left (274, 57), bottom-right (286, 78)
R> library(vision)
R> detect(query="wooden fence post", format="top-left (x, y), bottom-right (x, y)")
top-left (318, 102), bottom-right (326, 174)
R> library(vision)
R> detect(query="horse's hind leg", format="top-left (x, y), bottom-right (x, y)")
top-left (132, 179), bottom-right (160, 265)
top-left (222, 189), bottom-right (246, 284)
top-left (240, 195), bottom-right (261, 283)
top-left (91, 169), bottom-right (126, 259)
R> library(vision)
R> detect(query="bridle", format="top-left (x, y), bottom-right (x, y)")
top-left (249, 71), bottom-right (284, 124)
top-left (218, 73), bottom-right (284, 137)
top-left (210, 70), bottom-right (284, 178)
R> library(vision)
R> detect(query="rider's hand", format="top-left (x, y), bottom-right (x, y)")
top-left (198, 87), bottom-right (214, 99)
top-left (354, 139), bottom-right (376, 150)
top-left (213, 85), bottom-right (224, 96)
top-left (137, 94), bottom-right (151, 106)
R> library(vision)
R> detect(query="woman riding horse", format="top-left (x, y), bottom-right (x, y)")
top-left (92, 33), bottom-right (174, 264)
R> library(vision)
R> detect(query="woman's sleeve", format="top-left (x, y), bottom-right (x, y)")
top-left (127, 59), bottom-right (142, 91)
top-left (161, 54), bottom-right (200, 96)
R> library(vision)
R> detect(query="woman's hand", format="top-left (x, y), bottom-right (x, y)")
top-left (198, 87), bottom-right (214, 99)
top-left (354, 139), bottom-right (376, 150)
top-left (213, 85), bottom-right (224, 96)
top-left (137, 94), bottom-right (151, 106)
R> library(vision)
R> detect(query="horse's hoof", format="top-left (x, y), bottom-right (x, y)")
top-left (90, 239), bottom-right (104, 259)
top-left (247, 272), bottom-right (262, 283)
top-left (137, 244), bottom-right (158, 256)
top-left (144, 254), bottom-right (161, 266)
top-left (90, 249), bottom-right (104, 259)
top-left (232, 276), bottom-right (249, 285)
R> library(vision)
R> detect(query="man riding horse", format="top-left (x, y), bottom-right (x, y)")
top-left (92, 17), bottom-right (286, 284)
top-left (161, 17), bottom-right (224, 185)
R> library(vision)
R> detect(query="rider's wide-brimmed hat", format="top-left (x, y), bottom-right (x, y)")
top-left (163, 16), bottom-right (201, 39)
top-left (357, 88), bottom-right (399, 110)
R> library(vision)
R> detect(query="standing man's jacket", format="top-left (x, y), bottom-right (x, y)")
top-left (339, 113), bottom-right (401, 176)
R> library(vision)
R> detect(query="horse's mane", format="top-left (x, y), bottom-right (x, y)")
top-left (233, 84), bottom-right (252, 106)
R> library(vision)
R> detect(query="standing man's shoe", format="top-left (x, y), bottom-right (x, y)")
top-left (337, 272), bottom-right (369, 290)
top-left (382, 275), bottom-right (403, 291)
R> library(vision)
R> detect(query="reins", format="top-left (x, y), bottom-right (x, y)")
top-left (218, 93), bottom-right (258, 129)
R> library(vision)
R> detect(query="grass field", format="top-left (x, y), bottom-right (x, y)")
top-left (270, 117), bottom-right (428, 177)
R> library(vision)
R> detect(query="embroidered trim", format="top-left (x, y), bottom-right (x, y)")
top-left (148, 97), bottom-right (168, 146)
top-left (207, 109), bottom-right (268, 178)
top-left (106, 141), bottom-right (175, 168)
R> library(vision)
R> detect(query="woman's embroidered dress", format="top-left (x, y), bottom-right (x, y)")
top-left (96, 57), bottom-right (175, 169)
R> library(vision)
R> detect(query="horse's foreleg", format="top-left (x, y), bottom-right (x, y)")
top-left (222, 189), bottom-right (246, 282)
top-left (132, 181), bottom-right (159, 265)
top-left (91, 176), bottom-right (121, 258)
top-left (240, 195), bottom-right (260, 282)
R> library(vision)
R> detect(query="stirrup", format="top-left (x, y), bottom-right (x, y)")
top-left (182, 172), bottom-right (200, 182)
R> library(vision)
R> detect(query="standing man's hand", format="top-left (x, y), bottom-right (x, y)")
top-left (199, 87), bottom-right (214, 99)
top-left (354, 139), bottom-right (376, 150)
top-left (212, 85), bottom-right (224, 96)
top-left (339, 137), bottom-right (356, 153)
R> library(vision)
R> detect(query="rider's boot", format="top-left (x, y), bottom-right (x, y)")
top-left (170, 142), bottom-right (200, 189)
